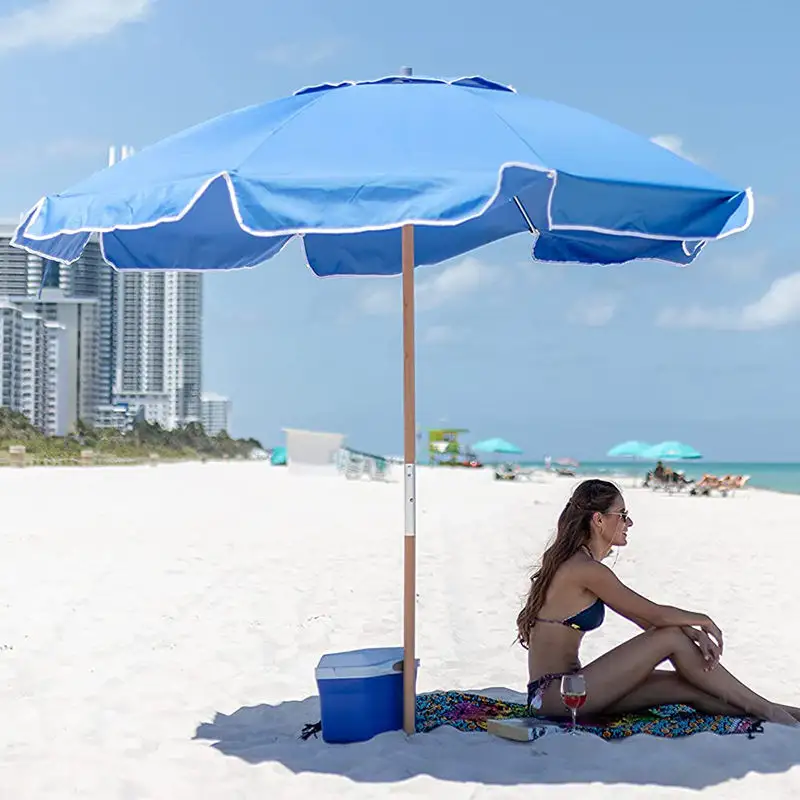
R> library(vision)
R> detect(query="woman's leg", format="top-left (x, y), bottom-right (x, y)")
top-left (578, 669), bottom-right (800, 721)
top-left (539, 627), bottom-right (796, 725)
top-left (605, 671), bottom-right (800, 720)
top-left (604, 669), bottom-right (745, 716)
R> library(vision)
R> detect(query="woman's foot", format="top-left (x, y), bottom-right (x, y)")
top-left (780, 704), bottom-right (800, 723)
top-left (768, 705), bottom-right (800, 727)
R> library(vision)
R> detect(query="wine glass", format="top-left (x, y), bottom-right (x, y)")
top-left (560, 674), bottom-right (587, 734)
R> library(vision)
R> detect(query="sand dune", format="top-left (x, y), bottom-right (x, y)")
top-left (1, 462), bottom-right (798, 798)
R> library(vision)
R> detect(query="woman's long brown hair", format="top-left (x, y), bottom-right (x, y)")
top-left (516, 479), bottom-right (620, 648)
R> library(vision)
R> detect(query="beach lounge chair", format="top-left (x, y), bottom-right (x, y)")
top-left (341, 448), bottom-right (394, 481)
top-left (366, 456), bottom-right (391, 481)
top-left (494, 462), bottom-right (518, 481)
top-left (343, 449), bottom-right (366, 479)
top-left (719, 474), bottom-right (750, 496)
top-left (690, 474), bottom-right (724, 496)
top-left (645, 467), bottom-right (692, 493)
top-left (690, 474), bottom-right (749, 497)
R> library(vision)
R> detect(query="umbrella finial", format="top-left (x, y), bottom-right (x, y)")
top-left (400, 66), bottom-right (413, 76)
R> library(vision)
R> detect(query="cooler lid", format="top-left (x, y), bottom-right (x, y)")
top-left (315, 647), bottom-right (416, 680)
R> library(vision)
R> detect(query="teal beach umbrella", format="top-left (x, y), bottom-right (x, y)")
top-left (472, 437), bottom-right (523, 455)
top-left (607, 440), bottom-right (651, 458)
top-left (642, 441), bottom-right (702, 460)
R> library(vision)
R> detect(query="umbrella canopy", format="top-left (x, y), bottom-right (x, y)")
top-left (472, 437), bottom-right (523, 455)
top-left (10, 72), bottom-right (748, 734)
top-left (607, 440), bottom-right (652, 458)
top-left (642, 441), bottom-right (703, 460)
top-left (13, 74), bottom-right (751, 272)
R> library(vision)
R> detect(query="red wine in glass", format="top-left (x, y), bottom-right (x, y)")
top-left (560, 674), bottom-right (587, 733)
top-left (563, 693), bottom-right (587, 710)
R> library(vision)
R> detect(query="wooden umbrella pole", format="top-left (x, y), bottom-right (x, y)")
top-left (401, 222), bottom-right (417, 735)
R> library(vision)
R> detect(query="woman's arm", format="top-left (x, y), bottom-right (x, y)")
top-left (626, 612), bottom-right (695, 639)
top-left (577, 561), bottom-right (723, 646)
top-left (626, 612), bottom-right (721, 668)
top-left (625, 613), bottom-right (655, 631)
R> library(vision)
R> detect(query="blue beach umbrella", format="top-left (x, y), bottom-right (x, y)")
top-left (13, 76), bottom-right (752, 273)
top-left (607, 440), bottom-right (652, 458)
top-left (472, 437), bottom-right (523, 455)
top-left (643, 441), bottom-right (703, 461)
top-left (11, 72), bottom-right (750, 733)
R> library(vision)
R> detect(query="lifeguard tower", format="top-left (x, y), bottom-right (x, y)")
top-left (427, 428), bottom-right (470, 466)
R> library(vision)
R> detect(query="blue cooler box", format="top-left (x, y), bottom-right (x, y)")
top-left (315, 647), bottom-right (419, 743)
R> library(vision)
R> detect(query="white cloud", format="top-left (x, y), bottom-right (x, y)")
top-left (358, 283), bottom-right (396, 315)
top-left (417, 256), bottom-right (493, 310)
top-left (359, 256), bottom-right (496, 315)
top-left (650, 134), bottom-right (698, 164)
top-left (567, 295), bottom-right (617, 327)
top-left (0, 0), bottom-right (153, 53)
top-left (657, 272), bottom-right (800, 331)
top-left (707, 250), bottom-right (769, 282)
top-left (258, 37), bottom-right (346, 67)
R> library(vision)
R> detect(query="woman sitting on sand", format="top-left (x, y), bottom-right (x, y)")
top-left (516, 478), bottom-right (800, 726)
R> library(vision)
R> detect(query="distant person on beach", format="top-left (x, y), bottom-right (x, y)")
top-left (653, 461), bottom-right (669, 480)
top-left (516, 478), bottom-right (800, 726)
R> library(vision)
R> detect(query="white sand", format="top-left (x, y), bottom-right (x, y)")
top-left (1, 462), bottom-right (799, 799)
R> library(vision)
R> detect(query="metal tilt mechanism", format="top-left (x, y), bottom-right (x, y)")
top-left (399, 65), bottom-right (417, 735)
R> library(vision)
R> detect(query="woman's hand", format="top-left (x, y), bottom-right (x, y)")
top-left (684, 624), bottom-right (722, 670)
top-left (699, 616), bottom-right (724, 652)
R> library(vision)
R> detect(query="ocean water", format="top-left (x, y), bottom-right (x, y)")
top-left (521, 461), bottom-right (800, 495)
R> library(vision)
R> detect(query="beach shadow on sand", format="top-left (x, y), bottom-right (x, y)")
top-left (193, 687), bottom-right (800, 790)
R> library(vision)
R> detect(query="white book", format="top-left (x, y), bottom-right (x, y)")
top-left (486, 717), bottom-right (568, 743)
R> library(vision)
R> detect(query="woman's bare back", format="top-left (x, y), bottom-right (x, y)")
top-left (527, 555), bottom-right (598, 680)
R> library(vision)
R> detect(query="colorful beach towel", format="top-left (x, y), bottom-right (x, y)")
top-left (416, 691), bottom-right (764, 740)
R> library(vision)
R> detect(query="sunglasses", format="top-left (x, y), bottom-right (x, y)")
top-left (606, 510), bottom-right (631, 524)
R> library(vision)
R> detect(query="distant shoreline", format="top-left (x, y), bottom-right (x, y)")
top-left (423, 459), bottom-right (800, 496)
top-left (534, 460), bottom-right (800, 496)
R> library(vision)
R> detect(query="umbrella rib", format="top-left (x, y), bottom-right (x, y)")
top-left (237, 92), bottom-right (329, 174)
top-left (513, 196), bottom-right (536, 234)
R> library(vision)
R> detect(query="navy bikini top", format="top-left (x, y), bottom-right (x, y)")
top-left (535, 598), bottom-right (605, 632)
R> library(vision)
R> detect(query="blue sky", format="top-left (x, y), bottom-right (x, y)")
top-left (0, 0), bottom-right (798, 460)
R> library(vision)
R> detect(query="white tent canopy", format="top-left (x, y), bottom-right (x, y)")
top-left (283, 428), bottom-right (346, 477)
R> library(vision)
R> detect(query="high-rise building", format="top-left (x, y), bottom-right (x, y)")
top-left (19, 311), bottom-right (47, 430)
top-left (44, 321), bottom-right (69, 436)
top-left (201, 392), bottom-right (231, 436)
top-left (0, 301), bottom-right (67, 433)
top-left (0, 221), bottom-right (116, 409)
top-left (106, 145), bottom-right (203, 431)
top-left (10, 293), bottom-right (101, 428)
top-left (114, 271), bottom-right (203, 429)
top-left (0, 140), bottom-right (206, 435)
top-left (0, 300), bottom-right (22, 411)
top-left (51, 245), bottom-right (117, 406)
top-left (0, 234), bottom-right (34, 296)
